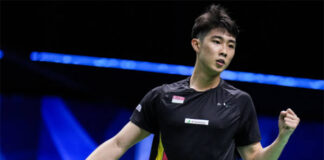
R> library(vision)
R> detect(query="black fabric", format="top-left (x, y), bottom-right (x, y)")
top-left (130, 77), bottom-right (261, 160)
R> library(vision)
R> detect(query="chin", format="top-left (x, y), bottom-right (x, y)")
top-left (214, 67), bottom-right (225, 73)
top-left (206, 66), bottom-right (224, 75)
top-left (216, 70), bottom-right (224, 74)
top-left (210, 69), bottom-right (223, 75)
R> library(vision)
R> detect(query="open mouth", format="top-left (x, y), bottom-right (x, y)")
top-left (216, 59), bottom-right (225, 65)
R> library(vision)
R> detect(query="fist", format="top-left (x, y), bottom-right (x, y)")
top-left (278, 108), bottom-right (300, 136)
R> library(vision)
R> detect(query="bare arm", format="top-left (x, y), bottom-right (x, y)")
top-left (86, 121), bottom-right (150, 160)
top-left (238, 108), bottom-right (300, 160)
top-left (237, 137), bottom-right (289, 160)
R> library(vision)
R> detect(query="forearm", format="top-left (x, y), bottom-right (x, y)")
top-left (86, 137), bottom-right (128, 160)
top-left (86, 122), bottom-right (150, 160)
top-left (254, 134), bottom-right (290, 160)
top-left (240, 109), bottom-right (299, 160)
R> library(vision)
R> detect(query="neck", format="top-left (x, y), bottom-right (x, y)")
top-left (190, 65), bottom-right (221, 92)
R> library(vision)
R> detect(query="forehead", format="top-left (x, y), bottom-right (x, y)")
top-left (205, 28), bottom-right (236, 42)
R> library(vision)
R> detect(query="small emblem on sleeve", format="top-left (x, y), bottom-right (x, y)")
top-left (136, 104), bottom-right (142, 112)
top-left (184, 118), bottom-right (209, 126)
top-left (172, 95), bottom-right (185, 104)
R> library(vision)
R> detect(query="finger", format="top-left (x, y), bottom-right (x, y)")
top-left (280, 111), bottom-right (287, 119)
top-left (284, 118), bottom-right (299, 127)
top-left (285, 114), bottom-right (296, 120)
top-left (285, 112), bottom-right (300, 123)
top-left (287, 108), bottom-right (296, 116)
top-left (284, 117), bottom-right (298, 123)
top-left (284, 120), bottom-right (298, 129)
top-left (283, 119), bottom-right (297, 126)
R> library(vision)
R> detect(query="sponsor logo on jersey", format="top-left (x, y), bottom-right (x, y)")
top-left (136, 104), bottom-right (142, 112)
top-left (171, 95), bottom-right (185, 104)
top-left (184, 118), bottom-right (209, 126)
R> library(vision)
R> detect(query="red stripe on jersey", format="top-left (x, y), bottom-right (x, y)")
top-left (162, 152), bottom-right (168, 160)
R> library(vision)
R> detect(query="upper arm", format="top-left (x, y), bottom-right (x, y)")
top-left (237, 142), bottom-right (263, 160)
top-left (113, 121), bottom-right (151, 150)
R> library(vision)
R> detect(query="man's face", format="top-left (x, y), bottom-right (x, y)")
top-left (196, 28), bottom-right (236, 75)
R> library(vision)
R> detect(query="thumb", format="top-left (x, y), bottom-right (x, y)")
top-left (279, 111), bottom-right (287, 119)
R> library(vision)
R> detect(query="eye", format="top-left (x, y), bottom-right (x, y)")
top-left (212, 40), bottom-right (221, 44)
top-left (228, 44), bottom-right (235, 49)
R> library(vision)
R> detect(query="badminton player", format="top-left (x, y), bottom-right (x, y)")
top-left (87, 4), bottom-right (300, 160)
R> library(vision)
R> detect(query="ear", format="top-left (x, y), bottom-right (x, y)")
top-left (191, 38), bottom-right (200, 53)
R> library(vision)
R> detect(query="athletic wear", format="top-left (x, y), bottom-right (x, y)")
top-left (130, 77), bottom-right (261, 160)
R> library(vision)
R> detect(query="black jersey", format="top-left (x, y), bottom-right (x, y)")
top-left (130, 77), bottom-right (261, 160)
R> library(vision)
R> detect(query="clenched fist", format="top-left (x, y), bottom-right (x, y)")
top-left (278, 108), bottom-right (300, 137)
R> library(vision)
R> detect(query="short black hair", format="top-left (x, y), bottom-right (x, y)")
top-left (191, 4), bottom-right (239, 40)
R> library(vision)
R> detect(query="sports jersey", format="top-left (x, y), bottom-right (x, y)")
top-left (130, 77), bottom-right (261, 160)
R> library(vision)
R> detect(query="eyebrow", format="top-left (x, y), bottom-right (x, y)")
top-left (211, 35), bottom-right (236, 44)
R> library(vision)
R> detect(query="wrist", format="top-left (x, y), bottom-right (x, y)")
top-left (277, 131), bottom-right (291, 142)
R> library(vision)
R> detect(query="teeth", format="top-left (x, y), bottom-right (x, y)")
top-left (217, 60), bottom-right (224, 64)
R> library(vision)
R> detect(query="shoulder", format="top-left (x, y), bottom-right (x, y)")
top-left (152, 77), bottom-right (189, 94)
top-left (221, 80), bottom-right (252, 104)
top-left (221, 80), bottom-right (257, 116)
top-left (146, 77), bottom-right (189, 97)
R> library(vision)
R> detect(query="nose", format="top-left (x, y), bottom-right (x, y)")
top-left (219, 52), bottom-right (227, 58)
top-left (219, 45), bottom-right (227, 58)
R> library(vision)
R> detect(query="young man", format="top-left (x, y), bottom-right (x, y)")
top-left (87, 4), bottom-right (300, 160)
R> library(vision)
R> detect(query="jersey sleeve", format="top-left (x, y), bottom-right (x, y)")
top-left (130, 87), bottom-right (161, 134)
top-left (235, 93), bottom-right (261, 146)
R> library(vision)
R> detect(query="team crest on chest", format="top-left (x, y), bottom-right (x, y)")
top-left (171, 95), bottom-right (185, 104)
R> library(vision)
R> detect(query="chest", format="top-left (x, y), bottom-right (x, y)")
top-left (157, 91), bottom-right (241, 130)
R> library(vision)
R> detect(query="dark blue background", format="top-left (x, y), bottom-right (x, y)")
top-left (1, 1), bottom-right (323, 160)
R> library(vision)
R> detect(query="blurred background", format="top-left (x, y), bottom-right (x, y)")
top-left (1, 0), bottom-right (323, 160)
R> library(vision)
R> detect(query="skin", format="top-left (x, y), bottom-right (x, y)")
top-left (190, 28), bottom-right (236, 91)
top-left (238, 108), bottom-right (300, 160)
top-left (87, 122), bottom-right (150, 160)
top-left (87, 27), bottom-right (300, 160)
